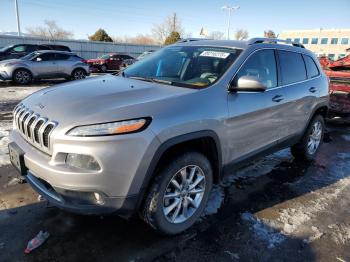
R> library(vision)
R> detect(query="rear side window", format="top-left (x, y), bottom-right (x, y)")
top-left (303, 55), bottom-right (319, 78)
top-left (55, 53), bottom-right (70, 60)
top-left (278, 50), bottom-right (306, 85)
top-left (234, 49), bottom-right (277, 89)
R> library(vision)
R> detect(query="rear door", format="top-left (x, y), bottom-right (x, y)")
top-left (54, 53), bottom-right (72, 76)
top-left (31, 53), bottom-right (58, 77)
top-left (276, 50), bottom-right (314, 138)
top-left (226, 49), bottom-right (290, 161)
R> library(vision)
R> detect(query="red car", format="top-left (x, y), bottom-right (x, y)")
top-left (86, 53), bottom-right (135, 72)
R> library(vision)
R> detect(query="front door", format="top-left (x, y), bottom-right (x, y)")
top-left (226, 49), bottom-right (289, 162)
top-left (31, 52), bottom-right (58, 78)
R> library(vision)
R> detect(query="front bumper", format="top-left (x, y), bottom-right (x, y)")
top-left (9, 128), bottom-right (160, 215)
top-left (26, 172), bottom-right (137, 215)
top-left (0, 70), bottom-right (11, 80)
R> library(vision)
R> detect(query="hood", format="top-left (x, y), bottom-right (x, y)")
top-left (0, 58), bottom-right (22, 65)
top-left (22, 75), bottom-right (195, 127)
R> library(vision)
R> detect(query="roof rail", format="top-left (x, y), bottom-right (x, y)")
top-left (177, 38), bottom-right (212, 43)
top-left (248, 38), bottom-right (305, 48)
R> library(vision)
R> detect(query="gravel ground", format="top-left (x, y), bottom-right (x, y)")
top-left (0, 80), bottom-right (349, 262)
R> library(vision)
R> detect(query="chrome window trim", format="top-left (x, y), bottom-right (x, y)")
top-left (228, 47), bottom-right (322, 93)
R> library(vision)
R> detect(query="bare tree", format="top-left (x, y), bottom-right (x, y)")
top-left (264, 30), bottom-right (277, 38)
top-left (113, 34), bottom-right (157, 45)
top-left (152, 13), bottom-right (184, 44)
top-left (27, 20), bottom-right (73, 40)
top-left (234, 29), bottom-right (249, 40)
top-left (209, 31), bottom-right (225, 40)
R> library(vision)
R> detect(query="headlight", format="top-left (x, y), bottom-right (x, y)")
top-left (67, 118), bottom-right (150, 137)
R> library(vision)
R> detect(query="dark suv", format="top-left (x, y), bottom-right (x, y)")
top-left (9, 38), bottom-right (328, 235)
top-left (0, 44), bottom-right (72, 61)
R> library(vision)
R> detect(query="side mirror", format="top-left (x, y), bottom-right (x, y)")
top-left (35, 57), bottom-right (42, 62)
top-left (230, 75), bottom-right (267, 92)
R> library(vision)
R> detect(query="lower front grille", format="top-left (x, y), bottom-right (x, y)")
top-left (13, 104), bottom-right (58, 155)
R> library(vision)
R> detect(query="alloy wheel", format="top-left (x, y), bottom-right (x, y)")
top-left (15, 70), bottom-right (31, 84)
top-left (163, 165), bottom-right (206, 224)
top-left (73, 70), bottom-right (86, 80)
top-left (307, 121), bottom-right (322, 155)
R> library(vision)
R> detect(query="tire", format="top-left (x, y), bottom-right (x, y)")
top-left (13, 69), bottom-right (32, 85)
top-left (141, 152), bottom-right (213, 235)
top-left (71, 69), bottom-right (87, 80)
top-left (291, 115), bottom-right (325, 161)
top-left (100, 64), bottom-right (107, 73)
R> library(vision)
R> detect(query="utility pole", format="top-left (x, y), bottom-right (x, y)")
top-left (15, 0), bottom-right (21, 36)
top-left (222, 5), bottom-right (240, 40)
top-left (173, 13), bottom-right (176, 32)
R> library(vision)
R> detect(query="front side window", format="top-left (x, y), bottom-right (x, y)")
top-left (321, 38), bottom-right (328, 45)
top-left (331, 38), bottom-right (338, 44)
top-left (294, 38), bottom-right (300, 43)
top-left (234, 49), bottom-right (277, 89)
top-left (286, 38), bottom-right (292, 42)
top-left (302, 38), bottom-right (309, 44)
top-left (123, 46), bottom-right (242, 89)
top-left (37, 53), bottom-right (56, 61)
top-left (278, 50), bottom-right (307, 85)
top-left (341, 38), bottom-right (349, 45)
top-left (311, 38), bottom-right (318, 44)
top-left (338, 54), bottom-right (346, 59)
top-left (303, 55), bottom-right (319, 78)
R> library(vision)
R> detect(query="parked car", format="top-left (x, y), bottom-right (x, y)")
top-left (136, 50), bottom-right (155, 60)
top-left (0, 50), bottom-right (89, 84)
top-left (8, 38), bottom-right (328, 235)
top-left (86, 53), bottom-right (135, 72)
top-left (0, 44), bottom-right (72, 61)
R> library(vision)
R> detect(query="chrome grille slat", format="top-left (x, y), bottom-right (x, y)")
top-left (13, 104), bottom-right (57, 155)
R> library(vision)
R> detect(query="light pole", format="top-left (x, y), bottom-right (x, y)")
top-left (222, 5), bottom-right (240, 40)
top-left (15, 0), bottom-right (21, 36)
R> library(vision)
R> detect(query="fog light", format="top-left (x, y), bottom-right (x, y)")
top-left (94, 192), bottom-right (104, 205)
top-left (66, 154), bottom-right (100, 171)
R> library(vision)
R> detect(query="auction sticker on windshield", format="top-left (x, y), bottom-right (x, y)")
top-left (200, 51), bottom-right (230, 59)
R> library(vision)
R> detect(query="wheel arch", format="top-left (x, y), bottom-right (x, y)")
top-left (12, 67), bottom-right (34, 78)
top-left (71, 67), bottom-right (88, 75)
top-left (136, 130), bottom-right (223, 210)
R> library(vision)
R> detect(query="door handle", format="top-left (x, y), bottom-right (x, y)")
top-left (272, 95), bottom-right (284, 102)
top-left (309, 87), bottom-right (317, 93)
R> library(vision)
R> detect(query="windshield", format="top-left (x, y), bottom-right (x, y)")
top-left (99, 54), bottom-right (110, 59)
top-left (21, 52), bottom-right (39, 60)
top-left (123, 46), bottom-right (242, 88)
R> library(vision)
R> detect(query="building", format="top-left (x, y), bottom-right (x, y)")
top-left (280, 29), bottom-right (350, 60)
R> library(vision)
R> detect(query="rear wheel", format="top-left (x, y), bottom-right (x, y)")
top-left (141, 152), bottom-right (213, 235)
top-left (71, 69), bottom-right (87, 80)
top-left (13, 69), bottom-right (32, 85)
top-left (100, 64), bottom-right (107, 73)
top-left (291, 115), bottom-right (325, 161)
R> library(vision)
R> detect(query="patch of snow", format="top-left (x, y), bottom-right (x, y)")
top-left (203, 185), bottom-right (224, 216)
top-left (0, 120), bottom-right (12, 167)
top-left (303, 226), bottom-right (324, 244)
top-left (328, 223), bottom-right (350, 245)
top-left (241, 212), bottom-right (286, 248)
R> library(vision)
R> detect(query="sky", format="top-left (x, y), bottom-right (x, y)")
top-left (0, 0), bottom-right (350, 40)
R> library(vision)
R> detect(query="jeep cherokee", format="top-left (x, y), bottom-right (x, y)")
top-left (8, 38), bottom-right (329, 235)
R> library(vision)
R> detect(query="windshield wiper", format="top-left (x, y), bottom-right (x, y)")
top-left (128, 76), bottom-right (154, 83)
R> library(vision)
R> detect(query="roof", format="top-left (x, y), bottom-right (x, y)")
top-left (174, 39), bottom-right (248, 49)
top-left (32, 50), bottom-right (75, 55)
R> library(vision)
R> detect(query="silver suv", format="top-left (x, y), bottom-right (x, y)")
top-left (8, 38), bottom-right (329, 235)
top-left (0, 50), bottom-right (89, 84)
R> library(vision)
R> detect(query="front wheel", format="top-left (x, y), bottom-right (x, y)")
top-left (13, 69), bottom-right (32, 85)
top-left (141, 152), bottom-right (213, 235)
top-left (291, 115), bottom-right (325, 161)
top-left (71, 69), bottom-right (87, 80)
